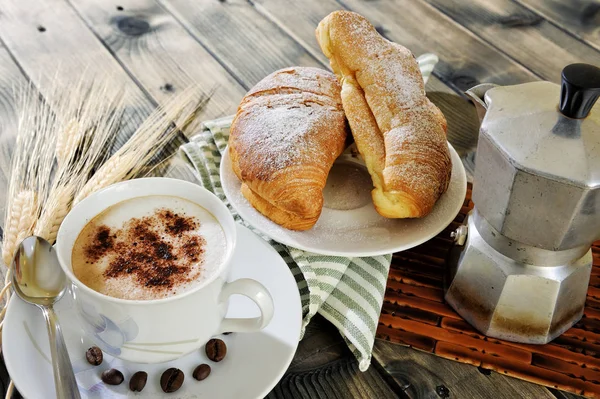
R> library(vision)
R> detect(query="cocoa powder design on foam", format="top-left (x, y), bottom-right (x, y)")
top-left (84, 226), bottom-right (115, 262)
top-left (83, 209), bottom-right (206, 294)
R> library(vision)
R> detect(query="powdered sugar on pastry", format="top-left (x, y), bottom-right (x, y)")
top-left (232, 94), bottom-right (339, 177)
top-left (316, 11), bottom-right (451, 219)
top-left (229, 67), bottom-right (348, 230)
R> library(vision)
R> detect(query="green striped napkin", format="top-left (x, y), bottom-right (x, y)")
top-left (179, 116), bottom-right (391, 371)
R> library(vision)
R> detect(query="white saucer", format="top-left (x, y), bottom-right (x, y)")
top-left (221, 144), bottom-right (467, 257)
top-left (3, 225), bottom-right (302, 399)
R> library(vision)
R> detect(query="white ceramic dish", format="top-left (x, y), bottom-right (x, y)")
top-left (3, 225), bottom-right (302, 399)
top-left (221, 144), bottom-right (467, 257)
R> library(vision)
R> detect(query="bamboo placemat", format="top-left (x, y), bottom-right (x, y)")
top-left (377, 184), bottom-right (600, 398)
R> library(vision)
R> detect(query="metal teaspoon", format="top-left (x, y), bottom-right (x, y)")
top-left (11, 236), bottom-right (81, 399)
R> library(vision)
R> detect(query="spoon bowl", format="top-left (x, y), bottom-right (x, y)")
top-left (11, 236), bottom-right (81, 398)
top-left (11, 236), bottom-right (67, 307)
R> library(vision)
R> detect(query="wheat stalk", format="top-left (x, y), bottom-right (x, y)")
top-left (0, 84), bottom-right (56, 266)
top-left (74, 87), bottom-right (206, 203)
top-left (55, 119), bottom-right (81, 167)
top-left (34, 185), bottom-right (75, 244)
top-left (74, 152), bottom-right (135, 202)
top-left (2, 76), bottom-right (208, 264)
top-left (33, 79), bottom-right (126, 244)
top-left (1, 190), bottom-right (37, 266)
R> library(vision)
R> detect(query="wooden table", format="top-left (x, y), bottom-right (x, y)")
top-left (0, 0), bottom-right (598, 397)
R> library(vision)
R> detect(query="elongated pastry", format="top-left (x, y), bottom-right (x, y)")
top-left (316, 11), bottom-right (452, 218)
top-left (229, 67), bottom-right (348, 230)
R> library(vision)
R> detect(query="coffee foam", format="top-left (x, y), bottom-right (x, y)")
top-left (72, 195), bottom-right (226, 300)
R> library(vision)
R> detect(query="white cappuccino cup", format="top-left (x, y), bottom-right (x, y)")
top-left (56, 177), bottom-right (274, 363)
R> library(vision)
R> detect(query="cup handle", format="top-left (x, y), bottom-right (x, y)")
top-left (218, 278), bottom-right (274, 333)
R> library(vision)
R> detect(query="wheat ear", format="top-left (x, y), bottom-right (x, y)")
top-left (33, 78), bottom-right (125, 243)
top-left (55, 119), bottom-right (81, 167)
top-left (1, 84), bottom-right (55, 266)
top-left (74, 88), bottom-right (206, 203)
top-left (1, 190), bottom-right (37, 266)
top-left (74, 152), bottom-right (136, 202)
top-left (34, 185), bottom-right (75, 244)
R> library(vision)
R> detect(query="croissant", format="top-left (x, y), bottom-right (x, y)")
top-left (229, 67), bottom-right (348, 230)
top-left (316, 11), bottom-right (452, 218)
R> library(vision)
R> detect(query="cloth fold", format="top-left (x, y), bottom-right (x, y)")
top-left (179, 116), bottom-right (391, 371)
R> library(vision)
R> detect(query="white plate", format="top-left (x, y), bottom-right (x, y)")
top-left (221, 144), bottom-right (467, 257)
top-left (3, 225), bottom-right (302, 399)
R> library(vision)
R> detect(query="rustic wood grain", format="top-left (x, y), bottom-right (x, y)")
top-left (0, 0), bottom-right (153, 144)
top-left (268, 359), bottom-right (400, 399)
top-left (423, 0), bottom-right (600, 83)
top-left (268, 315), bottom-right (401, 399)
top-left (66, 0), bottom-right (246, 119)
top-left (373, 340), bottom-right (558, 399)
top-left (515, 0), bottom-right (600, 52)
top-left (286, 315), bottom-right (354, 374)
top-left (0, 45), bottom-right (28, 228)
top-left (157, 0), bottom-right (322, 88)
top-left (251, 0), bottom-right (457, 95)
top-left (0, 0), bottom-right (192, 184)
top-left (333, 0), bottom-right (539, 92)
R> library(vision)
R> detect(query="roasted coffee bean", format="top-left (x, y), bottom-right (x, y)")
top-left (205, 338), bottom-right (227, 362)
top-left (129, 371), bottom-right (148, 392)
top-left (85, 346), bottom-right (103, 365)
top-left (192, 364), bottom-right (211, 381)
top-left (160, 368), bottom-right (184, 393)
top-left (101, 369), bottom-right (124, 385)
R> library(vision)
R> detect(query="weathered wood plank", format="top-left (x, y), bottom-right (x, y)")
top-left (158, 0), bottom-right (322, 88)
top-left (66, 0), bottom-right (246, 119)
top-left (267, 315), bottom-right (400, 399)
top-left (0, 46), bottom-right (27, 224)
top-left (423, 0), bottom-right (600, 83)
top-left (0, 0), bottom-right (153, 140)
top-left (515, 0), bottom-right (600, 52)
top-left (0, 44), bottom-right (35, 278)
top-left (251, 0), bottom-right (456, 95)
top-left (270, 358), bottom-right (399, 399)
top-left (0, 0), bottom-right (197, 190)
top-left (331, 0), bottom-right (539, 91)
top-left (286, 315), bottom-right (354, 374)
top-left (248, 0), bottom-right (345, 67)
top-left (373, 339), bottom-right (557, 399)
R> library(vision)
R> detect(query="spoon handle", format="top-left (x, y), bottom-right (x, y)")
top-left (41, 306), bottom-right (81, 399)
